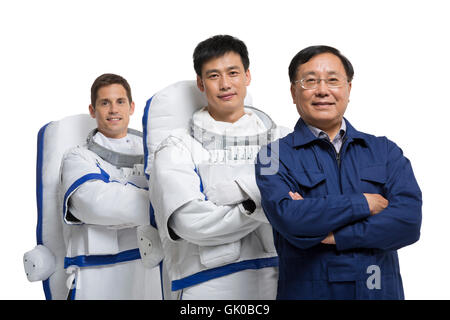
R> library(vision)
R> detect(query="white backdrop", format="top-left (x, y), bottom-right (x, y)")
top-left (1, 0), bottom-right (448, 299)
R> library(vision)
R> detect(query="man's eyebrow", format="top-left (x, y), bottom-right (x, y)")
top-left (205, 69), bottom-right (220, 75)
top-left (301, 71), bottom-right (317, 77)
top-left (301, 70), bottom-right (340, 77)
top-left (227, 65), bottom-right (240, 71)
top-left (205, 66), bottom-right (241, 75)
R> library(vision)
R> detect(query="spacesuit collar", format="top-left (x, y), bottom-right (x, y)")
top-left (190, 106), bottom-right (277, 150)
top-left (86, 128), bottom-right (144, 168)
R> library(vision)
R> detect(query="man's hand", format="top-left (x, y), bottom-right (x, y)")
top-left (204, 180), bottom-right (247, 206)
top-left (289, 191), bottom-right (303, 200)
top-left (321, 232), bottom-right (335, 245)
top-left (363, 193), bottom-right (389, 215)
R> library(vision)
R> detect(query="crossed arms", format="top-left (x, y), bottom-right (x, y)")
top-left (255, 140), bottom-right (422, 251)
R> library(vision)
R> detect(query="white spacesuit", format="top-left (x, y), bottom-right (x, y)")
top-left (60, 128), bottom-right (162, 300)
top-left (24, 114), bottom-right (162, 300)
top-left (146, 81), bottom-right (289, 300)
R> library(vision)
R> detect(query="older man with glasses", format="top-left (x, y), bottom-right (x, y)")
top-left (255, 45), bottom-right (422, 300)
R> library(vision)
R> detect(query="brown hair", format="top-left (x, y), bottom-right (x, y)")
top-left (90, 73), bottom-right (132, 108)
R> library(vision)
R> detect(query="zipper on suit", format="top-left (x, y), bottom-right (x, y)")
top-left (324, 137), bottom-right (346, 169)
top-left (322, 137), bottom-right (348, 194)
top-left (335, 137), bottom-right (348, 169)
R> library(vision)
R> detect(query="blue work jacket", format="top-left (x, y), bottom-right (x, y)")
top-left (255, 118), bottom-right (422, 300)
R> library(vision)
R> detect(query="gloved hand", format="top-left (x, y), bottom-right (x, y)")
top-left (204, 180), bottom-right (248, 206)
top-left (23, 245), bottom-right (56, 282)
top-left (137, 225), bottom-right (164, 269)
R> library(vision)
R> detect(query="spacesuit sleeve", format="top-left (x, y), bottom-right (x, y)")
top-left (333, 139), bottom-right (422, 251)
top-left (233, 126), bottom-right (293, 223)
top-left (61, 147), bottom-right (150, 227)
top-left (235, 174), bottom-right (268, 223)
top-left (150, 137), bottom-right (262, 247)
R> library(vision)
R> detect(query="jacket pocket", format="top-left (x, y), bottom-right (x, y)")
top-left (288, 170), bottom-right (326, 196)
top-left (199, 240), bottom-right (241, 268)
top-left (359, 164), bottom-right (387, 194)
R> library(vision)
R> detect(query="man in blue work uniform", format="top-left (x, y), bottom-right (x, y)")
top-left (255, 45), bottom-right (422, 299)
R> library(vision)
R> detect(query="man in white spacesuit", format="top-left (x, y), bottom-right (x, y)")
top-left (150, 35), bottom-right (288, 299)
top-left (60, 74), bottom-right (161, 299)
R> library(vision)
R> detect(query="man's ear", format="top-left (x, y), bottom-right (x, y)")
top-left (290, 83), bottom-right (297, 104)
top-left (129, 101), bottom-right (135, 115)
top-left (89, 104), bottom-right (96, 118)
top-left (245, 69), bottom-right (252, 86)
top-left (197, 75), bottom-right (205, 92)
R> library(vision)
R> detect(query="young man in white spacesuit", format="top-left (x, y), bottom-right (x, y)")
top-left (150, 35), bottom-right (288, 299)
top-left (60, 74), bottom-right (161, 299)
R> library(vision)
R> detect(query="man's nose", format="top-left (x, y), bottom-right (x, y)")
top-left (219, 75), bottom-right (231, 90)
top-left (109, 102), bottom-right (120, 113)
top-left (315, 79), bottom-right (330, 96)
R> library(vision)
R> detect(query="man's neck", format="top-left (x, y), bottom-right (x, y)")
top-left (96, 128), bottom-right (128, 139)
top-left (207, 107), bottom-right (245, 123)
top-left (304, 119), bottom-right (343, 141)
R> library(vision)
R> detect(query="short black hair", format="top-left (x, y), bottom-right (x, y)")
top-left (288, 45), bottom-right (354, 83)
top-left (90, 73), bottom-right (132, 108)
top-left (193, 35), bottom-right (250, 77)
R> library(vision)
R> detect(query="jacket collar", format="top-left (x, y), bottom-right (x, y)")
top-left (292, 117), bottom-right (367, 148)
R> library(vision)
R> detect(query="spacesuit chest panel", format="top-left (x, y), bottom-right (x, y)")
top-left (197, 146), bottom-right (261, 192)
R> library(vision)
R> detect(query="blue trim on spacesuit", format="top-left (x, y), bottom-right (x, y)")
top-left (63, 163), bottom-right (149, 223)
top-left (142, 97), bottom-right (158, 227)
top-left (171, 256), bottom-right (279, 291)
top-left (143, 96), bottom-right (164, 227)
top-left (36, 123), bottom-right (50, 246)
top-left (36, 122), bottom-right (52, 300)
top-left (95, 162), bottom-right (110, 179)
top-left (142, 96), bottom-right (154, 181)
top-left (110, 179), bottom-right (149, 191)
top-left (159, 260), bottom-right (165, 300)
top-left (149, 204), bottom-right (157, 228)
top-left (62, 171), bottom-right (110, 222)
top-left (64, 248), bottom-right (141, 269)
top-left (143, 97), bottom-right (167, 300)
top-left (126, 181), bottom-right (149, 190)
top-left (194, 167), bottom-right (207, 200)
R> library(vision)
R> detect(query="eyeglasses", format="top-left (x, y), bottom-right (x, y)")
top-left (295, 75), bottom-right (349, 90)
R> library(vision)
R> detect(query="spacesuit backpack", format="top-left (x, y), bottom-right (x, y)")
top-left (23, 114), bottom-right (97, 300)
top-left (23, 114), bottom-right (162, 300)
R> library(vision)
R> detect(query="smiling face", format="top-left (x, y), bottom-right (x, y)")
top-left (291, 52), bottom-right (352, 136)
top-left (197, 51), bottom-right (251, 123)
top-left (89, 83), bottom-right (135, 138)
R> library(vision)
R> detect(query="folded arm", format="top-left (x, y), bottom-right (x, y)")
top-left (150, 136), bottom-right (262, 247)
top-left (61, 148), bottom-right (150, 227)
top-left (68, 180), bottom-right (150, 226)
top-left (333, 140), bottom-right (422, 251)
top-left (255, 144), bottom-right (370, 249)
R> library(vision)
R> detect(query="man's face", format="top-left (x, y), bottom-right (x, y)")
top-left (291, 52), bottom-right (352, 130)
top-left (89, 83), bottom-right (135, 139)
top-left (197, 51), bottom-right (251, 122)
